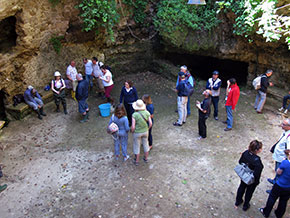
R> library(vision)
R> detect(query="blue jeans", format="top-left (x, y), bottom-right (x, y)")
top-left (273, 161), bottom-right (281, 182)
top-left (85, 74), bottom-right (93, 87)
top-left (114, 135), bottom-right (128, 157)
top-left (226, 105), bottom-right (233, 129)
top-left (187, 96), bottom-right (191, 115)
top-left (25, 97), bottom-right (43, 111)
top-left (282, 95), bottom-right (290, 110)
top-left (254, 90), bottom-right (266, 112)
top-left (211, 96), bottom-right (219, 117)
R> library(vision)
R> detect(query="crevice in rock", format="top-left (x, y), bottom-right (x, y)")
top-left (0, 16), bottom-right (17, 53)
top-left (162, 52), bottom-right (249, 86)
top-left (0, 89), bottom-right (7, 121)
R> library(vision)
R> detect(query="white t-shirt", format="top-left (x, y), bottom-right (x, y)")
top-left (84, 60), bottom-right (93, 75)
top-left (101, 70), bottom-right (113, 87)
top-left (93, 61), bottom-right (103, 77)
top-left (273, 130), bottom-right (290, 163)
top-left (66, 65), bottom-right (78, 81)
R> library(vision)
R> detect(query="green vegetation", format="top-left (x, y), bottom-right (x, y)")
top-left (48, 0), bottom-right (61, 7)
top-left (122, 0), bottom-right (149, 25)
top-left (218, 0), bottom-right (290, 48)
top-left (76, 0), bottom-right (120, 41)
top-left (49, 36), bottom-right (64, 54)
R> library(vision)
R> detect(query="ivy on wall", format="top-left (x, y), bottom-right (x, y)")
top-left (50, 36), bottom-right (64, 54)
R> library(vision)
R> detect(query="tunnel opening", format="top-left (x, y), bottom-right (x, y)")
top-left (0, 16), bottom-right (17, 53)
top-left (0, 90), bottom-right (8, 127)
top-left (163, 53), bottom-right (249, 86)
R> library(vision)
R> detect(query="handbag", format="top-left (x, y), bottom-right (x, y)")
top-left (107, 115), bottom-right (119, 134)
top-left (234, 163), bottom-right (255, 185)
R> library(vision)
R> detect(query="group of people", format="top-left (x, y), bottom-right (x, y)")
top-left (235, 118), bottom-right (290, 218)
top-left (173, 66), bottom-right (240, 139)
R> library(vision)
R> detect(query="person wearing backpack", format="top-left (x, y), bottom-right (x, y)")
top-left (206, 71), bottom-right (221, 120)
top-left (51, 71), bottom-right (67, 114)
top-left (108, 104), bottom-right (130, 161)
top-left (176, 66), bottom-right (194, 116)
top-left (173, 72), bottom-right (188, 126)
top-left (254, 69), bottom-right (273, 113)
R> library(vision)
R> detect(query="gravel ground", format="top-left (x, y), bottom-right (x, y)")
top-left (0, 72), bottom-right (289, 218)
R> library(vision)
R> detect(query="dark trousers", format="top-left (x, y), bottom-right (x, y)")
top-left (198, 115), bottom-right (207, 138)
top-left (124, 102), bottom-right (134, 126)
top-left (148, 125), bottom-right (153, 146)
top-left (282, 94), bottom-right (290, 110)
top-left (53, 89), bottom-right (66, 107)
top-left (263, 184), bottom-right (290, 218)
top-left (211, 96), bottom-right (219, 117)
top-left (235, 180), bottom-right (258, 207)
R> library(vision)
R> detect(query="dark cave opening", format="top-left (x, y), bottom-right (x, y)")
top-left (0, 16), bottom-right (17, 53)
top-left (163, 53), bottom-right (249, 86)
top-left (0, 90), bottom-right (7, 122)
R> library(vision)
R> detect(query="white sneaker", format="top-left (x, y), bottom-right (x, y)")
top-left (124, 155), bottom-right (129, 161)
top-left (284, 109), bottom-right (288, 114)
top-left (279, 107), bottom-right (284, 112)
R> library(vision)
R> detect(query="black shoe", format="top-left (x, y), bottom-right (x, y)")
top-left (224, 128), bottom-right (232, 131)
top-left (173, 122), bottom-right (182, 126)
top-left (235, 200), bottom-right (243, 207)
top-left (175, 110), bottom-right (178, 113)
top-left (40, 107), bottom-right (46, 116)
top-left (242, 203), bottom-right (250, 211)
top-left (222, 121), bottom-right (227, 124)
top-left (56, 106), bottom-right (60, 112)
top-left (259, 208), bottom-right (267, 217)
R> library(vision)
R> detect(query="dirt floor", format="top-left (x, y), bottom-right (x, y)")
top-left (0, 72), bottom-right (289, 218)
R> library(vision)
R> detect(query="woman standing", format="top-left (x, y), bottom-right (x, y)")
top-left (99, 65), bottom-right (114, 102)
top-left (51, 71), bottom-right (67, 114)
top-left (108, 104), bottom-right (130, 161)
top-left (142, 94), bottom-right (154, 150)
top-left (259, 149), bottom-right (290, 218)
top-left (119, 80), bottom-right (138, 126)
top-left (235, 140), bottom-right (263, 211)
top-left (131, 100), bottom-right (152, 166)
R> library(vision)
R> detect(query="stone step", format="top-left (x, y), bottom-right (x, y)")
top-left (5, 90), bottom-right (54, 120)
top-left (0, 121), bottom-right (5, 129)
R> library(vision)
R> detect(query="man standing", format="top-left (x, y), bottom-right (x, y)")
top-left (66, 60), bottom-right (78, 101)
top-left (92, 57), bottom-right (105, 97)
top-left (173, 72), bottom-right (188, 126)
top-left (206, 70), bottom-right (221, 120)
top-left (267, 118), bottom-right (290, 185)
top-left (24, 86), bottom-right (46, 120)
top-left (254, 69), bottom-right (274, 113)
top-left (176, 66), bottom-right (194, 116)
top-left (76, 74), bottom-right (89, 123)
top-left (83, 58), bottom-right (94, 89)
top-left (224, 78), bottom-right (240, 131)
top-left (196, 89), bottom-right (211, 139)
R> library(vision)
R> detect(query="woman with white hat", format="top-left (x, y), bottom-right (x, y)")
top-left (131, 99), bottom-right (152, 166)
top-left (51, 71), bottom-right (67, 114)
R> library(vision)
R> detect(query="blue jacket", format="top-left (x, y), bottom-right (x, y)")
top-left (176, 80), bottom-right (187, 97)
top-left (76, 80), bottom-right (89, 101)
top-left (176, 73), bottom-right (194, 87)
top-left (109, 115), bottom-right (130, 137)
top-left (119, 86), bottom-right (138, 104)
top-left (24, 89), bottom-right (42, 104)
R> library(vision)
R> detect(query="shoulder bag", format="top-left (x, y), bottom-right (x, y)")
top-left (234, 163), bottom-right (255, 185)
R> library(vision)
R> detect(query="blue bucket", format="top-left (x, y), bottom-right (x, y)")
top-left (98, 103), bottom-right (111, 117)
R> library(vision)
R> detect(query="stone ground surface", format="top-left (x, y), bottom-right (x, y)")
top-left (0, 72), bottom-right (289, 218)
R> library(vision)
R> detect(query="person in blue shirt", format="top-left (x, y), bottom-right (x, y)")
top-left (173, 72), bottom-right (188, 126)
top-left (24, 86), bottom-right (46, 120)
top-left (260, 149), bottom-right (290, 218)
top-left (119, 80), bottom-right (138, 126)
top-left (76, 74), bottom-right (89, 123)
top-left (176, 66), bottom-right (194, 116)
top-left (108, 104), bottom-right (130, 161)
top-left (206, 71), bottom-right (222, 120)
top-left (142, 94), bottom-right (154, 150)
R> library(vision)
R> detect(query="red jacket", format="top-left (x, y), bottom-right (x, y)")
top-left (225, 83), bottom-right (240, 110)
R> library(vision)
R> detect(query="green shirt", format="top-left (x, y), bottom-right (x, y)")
top-left (132, 110), bottom-right (150, 133)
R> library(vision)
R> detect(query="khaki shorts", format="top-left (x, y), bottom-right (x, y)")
top-left (96, 77), bottom-right (104, 91)
top-left (133, 132), bottom-right (149, 154)
top-left (72, 80), bottom-right (78, 92)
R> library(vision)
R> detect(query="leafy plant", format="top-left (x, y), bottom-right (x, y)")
top-left (153, 0), bottom-right (220, 34)
top-left (218, 0), bottom-right (290, 48)
top-left (49, 36), bottom-right (64, 54)
top-left (122, 0), bottom-right (149, 25)
top-left (77, 0), bottom-right (120, 41)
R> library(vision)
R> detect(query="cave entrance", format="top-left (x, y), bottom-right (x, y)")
top-left (163, 53), bottom-right (249, 86)
top-left (0, 16), bottom-right (17, 53)
top-left (0, 90), bottom-right (7, 123)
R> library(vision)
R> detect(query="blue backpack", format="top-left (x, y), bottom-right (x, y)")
top-left (184, 80), bottom-right (194, 96)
